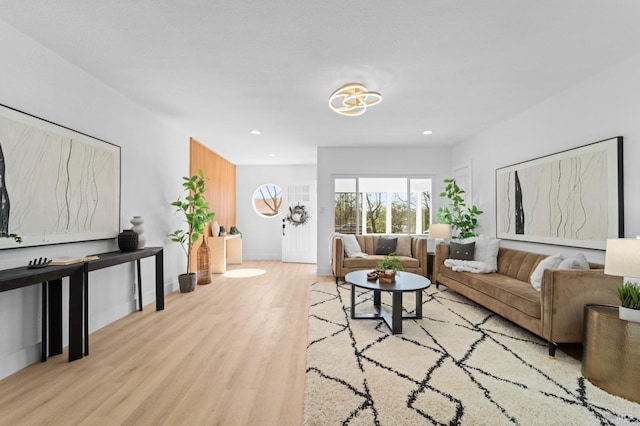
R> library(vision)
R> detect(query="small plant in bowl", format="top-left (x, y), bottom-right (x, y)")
top-left (376, 252), bottom-right (404, 274)
top-left (617, 281), bottom-right (640, 322)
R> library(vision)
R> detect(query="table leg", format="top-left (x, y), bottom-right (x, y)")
top-left (41, 282), bottom-right (48, 362)
top-left (373, 289), bottom-right (381, 308)
top-left (350, 284), bottom-right (356, 319)
top-left (68, 269), bottom-right (83, 361)
top-left (84, 263), bottom-right (89, 356)
top-left (48, 279), bottom-right (63, 356)
top-left (155, 250), bottom-right (164, 311)
top-left (415, 290), bottom-right (423, 319)
top-left (391, 292), bottom-right (403, 334)
top-left (136, 259), bottom-right (143, 311)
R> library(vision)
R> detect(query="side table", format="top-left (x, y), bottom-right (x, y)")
top-left (0, 263), bottom-right (84, 362)
top-left (581, 304), bottom-right (640, 403)
top-left (208, 235), bottom-right (242, 273)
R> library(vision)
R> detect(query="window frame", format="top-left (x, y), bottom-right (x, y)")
top-left (333, 175), bottom-right (434, 235)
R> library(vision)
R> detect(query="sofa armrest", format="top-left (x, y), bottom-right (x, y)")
top-left (332, 236), bottom-right (345, 278)
top-left (433, 243), bottom-right (450, 285)
top-left (540, 268), bottom-right (622, 343)
top-left (410, 237), bottom-right (428, 277)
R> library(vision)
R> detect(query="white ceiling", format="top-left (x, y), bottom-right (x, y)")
top-left (1, 1), bottom-right (640, 165)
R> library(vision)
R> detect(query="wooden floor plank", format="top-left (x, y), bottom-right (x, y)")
top-left (0, 260), bottom-right (326, 426)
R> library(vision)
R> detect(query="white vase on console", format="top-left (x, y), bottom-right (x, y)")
top-left (212, 220), bottom-right (220, 237)
top-left (130, 216), bottom-right (146, 248)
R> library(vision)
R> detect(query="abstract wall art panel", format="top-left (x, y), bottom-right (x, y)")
top-left (0, 104), bottom-right (120, 249)
top-left (496, 137), bottom-right (623, 250)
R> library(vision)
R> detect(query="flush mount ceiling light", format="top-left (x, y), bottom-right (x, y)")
top-left (328, 82), bottom-right (382, 116)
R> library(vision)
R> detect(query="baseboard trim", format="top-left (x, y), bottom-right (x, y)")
top-left (316, 266), bottom-right (333, 276)
top-left (0, 344), bottom-right (40, 381)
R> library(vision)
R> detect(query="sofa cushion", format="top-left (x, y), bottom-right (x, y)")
top-left (496, 248), bottom-right (548, 282)
top-left (376, 237), bottom-right (397, 255)
top-left (449, 241), bottom-right (475, 260)
top-left (343, 255), bottom-right (419, 270)
top-left (395, 235), bottom-right (412, 257)
top-left (356, 235), bottom-right (378, 255)
top-left (439, 266), bottom-right (541, 318)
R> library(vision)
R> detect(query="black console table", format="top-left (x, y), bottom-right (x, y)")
top-left (83, 247), bottom-right (164, 355)
top-left (0, 246), bottom-right (164, 364)
top-left (0, 263), bottom-right (84, 362)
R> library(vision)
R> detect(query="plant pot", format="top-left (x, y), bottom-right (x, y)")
top-left (379, 270), bottom-right (396, 283)
top-left (619, 306), bottom-right (640, 323)
top-left (178, 273), bottom-right (197, 293)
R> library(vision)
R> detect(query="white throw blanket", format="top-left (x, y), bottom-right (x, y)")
top-left (444, 259), bottom-right (495, 274)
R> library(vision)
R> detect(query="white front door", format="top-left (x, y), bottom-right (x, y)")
top-left (282, 182), bottom-right (317, 263)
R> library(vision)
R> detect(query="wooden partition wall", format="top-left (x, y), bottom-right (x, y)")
top-left (189, 138), bottom-right (236, 270)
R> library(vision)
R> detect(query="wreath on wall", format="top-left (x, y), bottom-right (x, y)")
top-left (286, 204), bottom-right (310, 227)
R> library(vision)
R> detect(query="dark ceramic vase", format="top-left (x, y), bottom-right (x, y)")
top-left (117, 229), bottom-right (139, 252)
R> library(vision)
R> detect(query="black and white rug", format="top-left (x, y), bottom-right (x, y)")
top-left (304, 281), bottom-right (640, 425)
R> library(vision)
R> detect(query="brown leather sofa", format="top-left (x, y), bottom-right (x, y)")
top-left (332, 235), bottom-right (428, 283)
top-left (433, 243), bottom-right (621, 358)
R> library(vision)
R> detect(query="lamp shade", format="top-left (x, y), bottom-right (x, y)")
top-left (429, 224), bottom-right (451, 239)
top-left (604, 238), bottom-right (640, 278)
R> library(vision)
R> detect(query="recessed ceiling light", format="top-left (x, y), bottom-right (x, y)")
top-left (422, 130), bottom-right (433, 135)
top-left (250, 130), bottom-right (262, 135)
top-left (268, 153), bottom-right (276, 157)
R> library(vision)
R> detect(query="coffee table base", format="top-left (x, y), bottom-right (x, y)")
top-left (350, 286), bottom-right (423, 334)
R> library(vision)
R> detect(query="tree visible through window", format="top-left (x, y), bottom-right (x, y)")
top-left (334, 178), bottom-right (432, 235)
top-left (335, 192), bottom-right (360, 233)
top-left (365, 192), bottom-right (386, 234)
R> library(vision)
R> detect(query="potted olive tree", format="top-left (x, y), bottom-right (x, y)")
top-left (436, 178), bottom-right (483, 240)
top-left (617, 281), bottom-right (640, 322)
top-left (169, 169), bottom-right (215, 293)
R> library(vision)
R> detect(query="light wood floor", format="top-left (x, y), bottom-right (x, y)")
top-left (0, 260), bottom-right (328, 425)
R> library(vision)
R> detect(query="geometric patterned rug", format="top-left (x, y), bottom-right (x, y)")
top-left (304, 281), bottom-right (640, 425)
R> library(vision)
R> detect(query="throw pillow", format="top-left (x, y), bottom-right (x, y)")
top-left (395, 235), bottom-right (412, 257)
top-left (341, 234), bottom-right (363, 258)
top-left (463, 235), bottom-right (501, 272)
top-left (448, 241), bottom-right (476, 261)
top-left (558, 253), bottom-right (590, 270)
top-left (375, 237), bottom-right (398, 255)
top-left (529, 253), bottom-right (565, 291)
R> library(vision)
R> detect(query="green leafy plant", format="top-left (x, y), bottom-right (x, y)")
top-left (617, 281), bottom-right (640, 310)
top-left (168, 169), bottom-right (216, 275)
top-left (376, 253), bottom-right (404, 272)
top-left (436, 178), bottom-right (483, 240)
top-left (0, 231), bottom-right (22, 244)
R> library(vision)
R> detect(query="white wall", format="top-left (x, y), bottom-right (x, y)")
top-left (451, 52), bottom-right (640, 264)
top-left (0, 21), bottom-right (189, 379)
top-left (236, 165), bottom-right (316, 259)
top-left (316, 146), bottom-right (452, 275)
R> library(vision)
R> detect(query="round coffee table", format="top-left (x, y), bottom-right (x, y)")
top-left (345, 270), bottom-right (431, 334)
